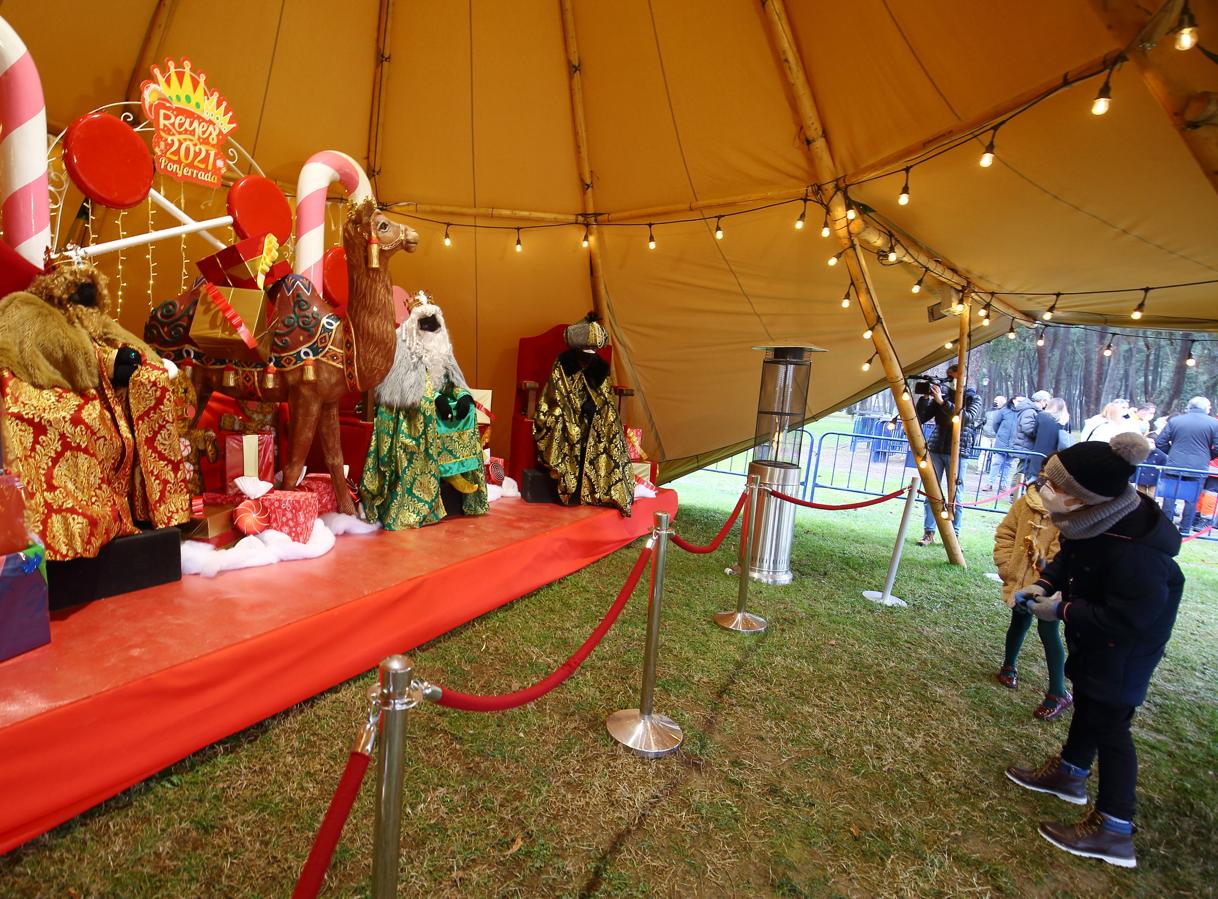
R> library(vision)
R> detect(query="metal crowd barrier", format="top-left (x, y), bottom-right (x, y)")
top-left (704, 427), bottom-right (815, 494)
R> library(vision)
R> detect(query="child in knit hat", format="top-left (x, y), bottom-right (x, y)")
top-left (993, 472), bottom-right (1068, 720)
top-left (1004, 433), bottom-right (1184, 869)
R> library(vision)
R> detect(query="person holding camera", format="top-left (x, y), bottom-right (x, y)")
top-left (913, 362), bottom-right (983, 545)
top-left (1004, 433), bottom-right (1183, 868)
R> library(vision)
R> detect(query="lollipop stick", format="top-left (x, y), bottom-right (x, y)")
top-left (77, 215), bottom-right (233, 258)
top-left (148, 188), bottom-right (227, 250)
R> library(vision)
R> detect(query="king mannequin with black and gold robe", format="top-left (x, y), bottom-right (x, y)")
top-left (533, 314), bottom-right (633, 516)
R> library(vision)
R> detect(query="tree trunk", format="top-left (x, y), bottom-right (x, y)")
top-left (1162, 339), bottom-right (1193, 414)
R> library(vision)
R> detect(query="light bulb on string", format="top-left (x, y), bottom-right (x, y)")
top-left (940, 508), bottom-right (951, 520)
top-left (820, 210), bottom-right (831, 238)
top-left (515, 228), bottom-right (523, 253)
top-left (1006, 322), bottom-right (1017, 340)
top-left (902, 389), bottom-right (911, 401)
top-left (1102, 336), bottom-right (1115, 357)
top-left (1043, 293), bottom-right (1060, 321)
top-left (1091, 68), bottom-right (1114, 116)
top-left (886, 234), bottom-right (898, 262)
top-left (979, 129), bottom-right (998, 167)
top-left (581, 225), bottom-right (590, 248)
top-left (714, 217), bottom-right (724, 240)
top-left (918, 456), bottom-right (928, 470)
top-left (951, 414), bottom-right (961, 424)
top-left (840, 285), bottom-right (852, 309)
top-left (945, 339), bottom-right (954, 350)
top-left (863, 325), bottom-right (874, 340)
top-left (1036, 327), bottom-right (1045, 347)
top-left (862, 353), bottom-right (876, 372)
top-left (443, 224), bottom-right (452, 247)
top-left (886, 418), bottom-right (897, 431)
top-left (912, 269), bottom-right (927, 294)
top-left (828, 250), bottom-right (844, 267)
top-left (845, 203), bottom-right (857, 221)
top-left (1131, 287), bottom-right (1149, 320)
top-left (1175, 0), bottom-right (1198, 50)
top-left (795, 199), bottom-right (807, 230)
top-left (647, 224), bottom-right (656, 250)
top-left (898, 167), bottom-right (911, 206)
top-left (1185, 340), bottom-right (1196, 367)
top-left (981, 304), bottom-right (992, 325)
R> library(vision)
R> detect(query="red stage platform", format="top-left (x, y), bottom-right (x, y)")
top-left (0, 490), bottom-right (677, 854)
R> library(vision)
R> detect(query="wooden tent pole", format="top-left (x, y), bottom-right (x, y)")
top-left (947, 302), bottom-right (971, 512)
top-left (558, 0), bottom-right (664, 459)
top-left (760, 0), bottom-right (966, 564)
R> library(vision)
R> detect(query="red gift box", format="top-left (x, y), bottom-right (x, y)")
top-left (624, 427), bottom-right (647, 462)
top-left (221, 430), bottom-right (275, 490)
top-left (183, 504), bottom-right (238, 549)
top-left (298, 473), bottom-right (349, 515)
top-left (0, 473), bottom-right (31, 557)
top-left (485, 456), bottom-right (505, 486)
top-left (195, 233), bottom-right (281, 291)
top-left (262, 489), bottom-right (318, 543)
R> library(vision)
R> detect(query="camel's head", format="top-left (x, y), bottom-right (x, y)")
top-left (346, 199), bottom-right (419, 268)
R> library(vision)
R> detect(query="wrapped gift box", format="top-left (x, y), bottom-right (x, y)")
top-left (298, 473), bottom-right (349, 515)
top-left (262, 489), bottom-right (318, 543)
top-left (189, 283), bottom-right (273, 363)
top-left (0, 473), bottom-right (31, 557)
top-left (0, 546), bottom-right (50, 663)
top-left (470, 388), bottom-right (493, 446)
top-left (624, 427), bottom-right (647, 462)
top-left (485, 455), bottom-right (505, 486)
top-left (221, 430), bottom-right (275, 490)
top-left (195, 233), bottom-right (281, 290)
top-left (631, 461), bottom-right (658, 490)
top-left (183, 503), bottom-right (238, 549)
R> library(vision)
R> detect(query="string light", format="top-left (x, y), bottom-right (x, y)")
top-left (886, 234), bottom-right (898, 262)
top-left (979, 128), bottom-right (998, 167)
top-left (898, 167), bottom-right (911, 206)
top-left (912, 269), bottom-right (927, 294)
top-left (647, 224), bottom-right (656, 250)
top-left (886, 417), bottom-right (897, 431)
top-left (1175, 0), bottom-right (1199, 50)
top-left (795, 199), bottom-right (807, 230)
top-left (940, 508), bottom-right (951, 520)
top-left (1131, 286), bottom-right (1149, 320)
top-left (845, 203), bottom-right (857, 221)
top-left (917, 456), bottom-right (928, 470)
top-left (862, 324), bottom-right (874, 340)
top-left (1036, 327), bottom-right (1046, 347)
top-left (944, 339), bottom-right (954, 350)
top-left (1006, 321), bottom-right (1017, 340)
top-left (146, 194), bottom-right (156, 310)
top-left (581, 225), bottom-right (590, 248)
top-left (951, 414), bottom-right (961, 424)
top-left (443, 224), bottom-right (452, 247)
top-left (862, 352), bottom-right (876, 372)
top-left (1102, 335), bottom-right (1115, 357)
top-left (820, 210), bottom-right (831, 238)
top-left (980, 303), bottom-right (992, 325)
top-left (840, 285), bottom-right (852, 308)
top-left (116, 208), bottom-right (126, 317)
top-left (1042, 293), bottom-right (1060, 321)
top-left (1091, 66), bottom-right (1114, 116)
top-left (828, 249), bottom-right (844, 267)
top-left (714, 217), bottom-right (724, 240)
top-left (515, 228), bottom-right (523, 253)
top-left (1186, 341), bottom-right (1197, 366)
top-left (176, 182), bottom-right (187, 292)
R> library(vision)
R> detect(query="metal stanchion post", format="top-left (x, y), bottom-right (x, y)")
top-left (715, 475), bottom-right (767, 632)
top-left (371, 655), bottom-right (415, 899)
top-left (606, 512), bottom-right (684, 758)
top-left (862, 477), bottom-right (917, 608)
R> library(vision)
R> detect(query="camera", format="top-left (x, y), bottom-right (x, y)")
top-left (910, 374), bottom-right (949, 396)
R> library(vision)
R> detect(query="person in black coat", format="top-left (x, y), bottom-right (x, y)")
top-left (913, 362), bottom-right (984, 544)
top-left (1025, 406), bottom-right (1062, 481)
top-left (1005, 434), bottom-right (1183, 869)
top-left (1155, 396), bottom-right (1218, 534)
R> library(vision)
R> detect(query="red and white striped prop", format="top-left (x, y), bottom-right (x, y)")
top-left (0, 15), bottom-right (50, 267)
top-left (293, 150), bottom-right (372, 287)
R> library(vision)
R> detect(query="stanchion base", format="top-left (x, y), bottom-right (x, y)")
top-left (605, 709), bottom-right (684, 758)
top-left (862, 590), bottom-right (908, 608)
top-left (714, 610), bottom-right (767, 633)
top-left (749, 569), bottom-right (793, 586)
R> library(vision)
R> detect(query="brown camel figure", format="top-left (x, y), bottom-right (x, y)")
top-left (145, 199), bottom-right (417, 516)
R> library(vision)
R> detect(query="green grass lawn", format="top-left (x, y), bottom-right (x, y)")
top-left (2, 471), bottom-right (1215, 897)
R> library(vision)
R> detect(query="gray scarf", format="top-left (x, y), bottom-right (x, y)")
top-left (1051, 485), bottom-right (1140, 540)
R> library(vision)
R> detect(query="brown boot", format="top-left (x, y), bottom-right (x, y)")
top-left (1005, 754), bottom-right (1088, 805)
top-left (915, 530), bottom-right (935, 546)
top-left (1039, 808), bottom-right (1137, 868)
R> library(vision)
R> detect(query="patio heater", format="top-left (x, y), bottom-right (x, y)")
top-left (747, 345), bottom-right (823, 585)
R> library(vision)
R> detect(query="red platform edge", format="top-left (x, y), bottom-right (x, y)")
top-left (0, 490), bottom-right (677, 855)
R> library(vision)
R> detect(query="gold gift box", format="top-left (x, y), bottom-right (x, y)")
top-left (188, 284), bottom-right (273, 363)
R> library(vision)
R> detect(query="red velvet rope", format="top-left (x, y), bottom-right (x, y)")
top-left (1183, 525), bottom-right (1214, 543)
top-left (292, 750), bottom-right (373, 899)
top-left (670, 489), bottom-right (748, 554)
top-left (768, 486), bottom-right (906, 510)
top-left (959, 482), bottom-right (1023, 507)
top-left (433, 542), bottom-right (655, 712)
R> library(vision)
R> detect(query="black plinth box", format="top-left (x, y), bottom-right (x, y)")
top-left (520, 467), bottom-right (562, 504)
top-left (46, 527), bottom-right (182, 610)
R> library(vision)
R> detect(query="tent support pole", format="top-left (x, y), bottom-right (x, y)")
top-left (558, 0), bottom-right (664, 460)
top-left (947, 301), bottom-right (970, 513)
top-left (759, 0), bottom-right (965, 565)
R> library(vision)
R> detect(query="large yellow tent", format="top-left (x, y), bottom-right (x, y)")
top-left (6, 0), bottom-right (1217, 479)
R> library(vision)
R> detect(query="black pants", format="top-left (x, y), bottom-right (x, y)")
top-left (1061, 692), bottom-right (1137, 820)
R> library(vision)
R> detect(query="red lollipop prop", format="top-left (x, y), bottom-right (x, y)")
top-left (63, 113), bottom-right (155, 209)
top-left (322, 246), bottom-right (348, 313)
top-left (227, 176), bottom-right (292, 244)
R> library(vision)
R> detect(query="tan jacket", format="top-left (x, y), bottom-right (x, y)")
top-left (993, 486), bottom-right (1061, 606)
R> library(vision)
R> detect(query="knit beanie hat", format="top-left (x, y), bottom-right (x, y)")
top-left (1042, 432), bottom-right (1151, 503)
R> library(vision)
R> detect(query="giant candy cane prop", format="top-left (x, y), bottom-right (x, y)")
top-left (294, 150), bottom-right (372, 286)
top-left (0, 15), bottom-right (50, 266)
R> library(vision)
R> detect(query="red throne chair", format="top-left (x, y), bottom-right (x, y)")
top-left (508, 324), bottom-right (633, 485)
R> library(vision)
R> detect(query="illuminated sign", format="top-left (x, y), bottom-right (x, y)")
top-left (140, 59), bottom-right (237, 189)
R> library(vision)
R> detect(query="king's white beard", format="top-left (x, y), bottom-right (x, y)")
top-left (375, 302), bottom-right (468, 409)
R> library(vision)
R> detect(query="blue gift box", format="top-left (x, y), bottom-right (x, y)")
top-left (0, 546), bottom-right (50, 663)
